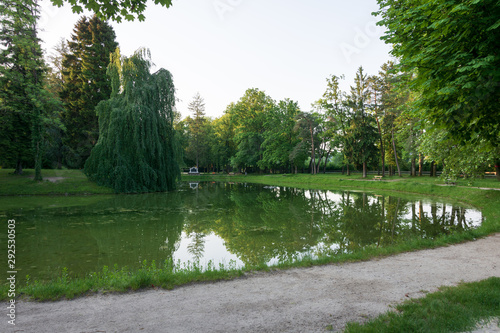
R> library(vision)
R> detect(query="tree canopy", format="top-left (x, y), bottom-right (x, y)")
top-left (375, 0), bottom-right (500, 147)
top-left (60, 15), bottom-right (118, 168)
top-left (84, 48), bottom-right (179, 192)
top-left (49, 0), bottom-right (173, 22)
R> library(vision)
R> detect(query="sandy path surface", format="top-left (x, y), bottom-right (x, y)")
top-left (5, 233), bottom-right (499, 333)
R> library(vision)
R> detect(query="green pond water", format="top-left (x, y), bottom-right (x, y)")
top-left (0, 182), bottom-right (482, 282)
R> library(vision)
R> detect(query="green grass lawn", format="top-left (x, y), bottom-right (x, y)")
top-left (344, 277), bottom-right (500, 333)
top-left (0, 169), bottom-right (113, 195)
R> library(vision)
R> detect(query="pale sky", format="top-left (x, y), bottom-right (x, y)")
top-left (39, 0), bottom-right (393, 119)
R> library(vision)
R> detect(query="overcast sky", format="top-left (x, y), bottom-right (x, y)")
top-left (38, 0), bottom-right (393, 119)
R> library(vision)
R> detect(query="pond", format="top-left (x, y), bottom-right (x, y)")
top-left (0, 182), bottom-right (483, 282)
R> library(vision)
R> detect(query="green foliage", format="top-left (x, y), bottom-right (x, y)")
top-left (185, 93), bottom-right (211, 168)
top-left (48, 0), bottom-right (173, 22)
top-left (211, 113), bottom-right (236, 172)
top-left (345, 67), bottom-right (379, 176)
top-left (375, 0), bottom-right (500, 148)
top-left (316, 75), bottom-right (352, 171)
top-left (0, 0), bottom-right (59, 180)
top-left (419, 129), bottom-right (497, 181)
top-left (60, 15), bottom-right (118, 168)
top-left (84, 48), bottom-right (180, 193)
top-left (259, 99), bottom-right (301, 172)
top-left (293, 111), bottom-right (322, 174)
top-left (228, 88), bottom-right (274, 171)
top-left (45, 38), bottom-right (68, 97)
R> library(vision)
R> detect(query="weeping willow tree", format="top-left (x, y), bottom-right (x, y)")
top-left (84, 48), bottom-right (180, 193)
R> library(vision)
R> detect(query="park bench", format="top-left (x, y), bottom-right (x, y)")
top-left (373, 176), bottom-right (383, 181)
top-left (444, 179), bottom-right (456, 185)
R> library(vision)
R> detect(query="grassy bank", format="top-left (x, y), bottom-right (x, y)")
top-left (9, 260), bottom-right (244, 301)
top-left (344, 277), bottom-right (500, 333)
top-left (0, 169), bottom-right (113, 195)
top-left (1, 171), bottom-right (499, 308)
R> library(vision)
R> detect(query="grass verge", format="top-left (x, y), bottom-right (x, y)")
top-left (1, 260), bottom-right (244, 301)
top-left (343, 277), bottom-right (500, 333)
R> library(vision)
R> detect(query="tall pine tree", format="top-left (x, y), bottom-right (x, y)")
top-left (84, 48), bottom-right (179, 193)
top-left (60, 15), bottom-right (118, 168)
top-left (0, 0), bottom-right (46, 179)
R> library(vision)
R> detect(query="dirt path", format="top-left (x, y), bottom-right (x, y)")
top-left (6, 234), bottom-right (500, 333)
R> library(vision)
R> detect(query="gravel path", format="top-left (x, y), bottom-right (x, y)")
top-left (5, 233), bottom-right (499, 333)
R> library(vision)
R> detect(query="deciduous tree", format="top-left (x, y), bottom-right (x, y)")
top-left (345, 67), bottom-right (378, 178)
top-left (375, 0), bottom-right (500, 179)
top-left (84, 48), bottom-right (179, 193)
top-left (48, 0), bottom-right (173, 22)
top-left (229, 88), bottom-right (273, 172)
top-left (259, 99), bottom-right (300, 173)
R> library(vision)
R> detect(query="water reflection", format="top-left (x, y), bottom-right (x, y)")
top-left (0, 182), bottom-right (482, 281)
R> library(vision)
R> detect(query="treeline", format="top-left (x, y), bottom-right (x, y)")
top-left (176, 63), bottom-right (494, 179)
top-left (0, 2), bottom-right (119, 175)
top-left (1, 0), bottom-right (498, 185)
top-left (0, 2), bottom-right (179, 191)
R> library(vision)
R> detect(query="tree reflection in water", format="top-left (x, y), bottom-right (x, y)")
top-left (3, 182), bottom-right (482, 281)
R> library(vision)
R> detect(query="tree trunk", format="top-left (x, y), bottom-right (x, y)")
top-left (14, 159), bottom-right (23, 175)
top-left (496, 162), bottom-right (500, 181)
top-left (430, 161), bottom-right (435, 177)
top-left (391, 127), bottom-right (401, 177)
top-left (323, 150), bottom-right (330, 174)
top-left (419, 153), bottom-right (423, 176)
top-left (411, 157), bottom-right (416, 177)
top-left (346, 164), bottom-right (350, 176)
top-left (310, 124), bottom-right (316, 175)
top-left (375, 116), bottom-right (385, 177)
top-left (362, 161), bottom-right (367, 178)
top-left (34, 139), bottom-right (42, 181)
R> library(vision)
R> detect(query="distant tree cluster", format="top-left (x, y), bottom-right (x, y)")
top-left (177, 65), bottom-right (416, 177)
